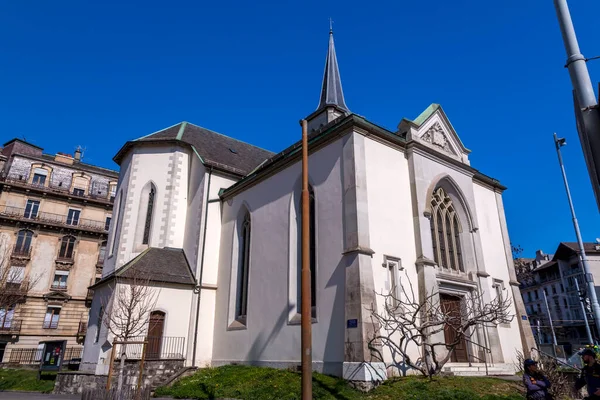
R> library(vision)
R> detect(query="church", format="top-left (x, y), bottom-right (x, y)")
top-left (80, 29), bottom-right (534, 381)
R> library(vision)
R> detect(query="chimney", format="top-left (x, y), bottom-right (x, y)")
top-left (74, 147), bottom-right (82, 161)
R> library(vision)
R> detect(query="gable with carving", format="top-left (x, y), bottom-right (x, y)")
top-left (420, 122), bottom-right (456, 156)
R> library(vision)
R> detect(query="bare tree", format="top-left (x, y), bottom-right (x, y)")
top-left (513, 244), bottom-right (535, 287)
top-left (368, 273), bottom-right (513, 377)
top-left (101, 269), bottom-right (159, 393)
top-left (0, 233), bottom-right (41, 325)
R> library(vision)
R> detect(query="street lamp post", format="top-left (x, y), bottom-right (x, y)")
top-left (554, 133), bottom-right (600, 343)
top-left (553, 0), bottom-right (600, 211)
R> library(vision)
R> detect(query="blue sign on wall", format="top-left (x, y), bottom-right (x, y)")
top-left (347, 319), bottom-right (358, 328)
top-left (522, 315), bottom-right (528, 320)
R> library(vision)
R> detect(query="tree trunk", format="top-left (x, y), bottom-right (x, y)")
top-left (117, 353), bottom-right (125, 398)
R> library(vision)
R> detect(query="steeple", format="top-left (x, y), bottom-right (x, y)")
top-left (316, 26), bottom-right (349, 112)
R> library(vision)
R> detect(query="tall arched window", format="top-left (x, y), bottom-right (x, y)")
top-left (308, 186), bottom-right (316, 314)
top-left (142, 186), bottom-right (155, 245)
top-left (236, 211), bottom-right (251, 322)
top-left (429, 187), bottom-right (464, 272)
top-left (15, 230), bottom-right (33, 255)
top-left (58, 236), bottom-right (76, 259)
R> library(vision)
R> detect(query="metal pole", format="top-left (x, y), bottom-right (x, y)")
top-left (542, 289), bottom-right (558, 350)
top-left (553, 0), bottom-right (596, 108)
top-left (137, 341), bottom-right (147, 396)
top-left (106, 340), bottom-right (117, 390)
top-left (575, 278), bottom-right (594, 344)
top-left (554, 133), bottom-right (600, 342)
top-left (300, 119), bottom-right (312, 400)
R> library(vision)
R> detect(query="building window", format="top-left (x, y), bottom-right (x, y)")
top-left (58, 236), bottom-right (76, 260)
top-left (236, 211), bottom-right (251, 322)
top-left (560, 283), bottom-right (565, 292)
top-left (66, 209), bottom-right (80, 226)
top-left (14, 230), bottom-right (33, 256)
top-left (429, 187), bottom-right (464, 272)
top-left (43, 307), bottom-right (61, 329)
top-left (104, 216), bottom-right (111, 232)
top-left (0, 307), bottom-right (14, 328)
top-left (552, 285), bottom-right (557, 295)
top-left (527, 292), bottom-right (532, 302)
top-left (109, 184), bottom-right (117, 202)
top-left (535, 290), bottom-right (539, 300)
top-left (24, 200), bottom-right (40, 219)
top-left (308, 186), bottom-right (316, 315)
top-left (31, 168), bottom-right (48, 186)
top-left (142, 187), bottom-right (155, 245)
top-left (51, 270), bottom-right (68, 290)
top-left (94, 306), bottom-right (104, 344)
top-left (384, 256), bottom-right (403, 312)
top-left (98, 241), bottom-right (107, 265)
top-left (6, 266), bottom-right (24, 290)
top-left (73, 188), bottom-right (85, 197)
top-left (563, 298), bottom-right (568, 307)
top-left (110, 190), bottom-right (124, 256)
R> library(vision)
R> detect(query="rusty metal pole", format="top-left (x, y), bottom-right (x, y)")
top-left (300, 119), bottom-right (312, 400)
top-left (106, 340), bottom-right (117, 390)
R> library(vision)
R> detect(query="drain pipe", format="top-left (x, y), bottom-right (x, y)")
top-left (192, 167), bottom-right (213, 367)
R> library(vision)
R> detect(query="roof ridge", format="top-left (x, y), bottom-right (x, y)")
top-left (134, 122), bottom-right (185, 141)
top-left (184, 122), bottom-right (275, 154)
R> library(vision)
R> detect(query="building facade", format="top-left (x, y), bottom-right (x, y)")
top-left (520, 243), bottom-right (600, 356)
top-left (0, 139), bottom-right (117, 363)
top-left (82, 30), bottom-right (533, 380)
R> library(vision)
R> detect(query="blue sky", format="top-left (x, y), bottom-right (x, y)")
top-left (2, 0), bottom-right (600, 257)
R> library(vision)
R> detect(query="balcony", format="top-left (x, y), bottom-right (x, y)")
top-left (0, 319), bottom-right (22, 335)
top-left (11, 245), bottom-right (31, 259)
top-left (4, 280), bottom-right (29, 297)
top-left (85, 288), bottom-right (94, 307)
top-left (0, 205), bottom-right (108, 233)
top-left (77, 321), bottom-right (87, 337)
top-left (2, 173), bottom-right (114, 204)
top-left (50, 283), bottom-right (68, 292)
top-left (42, 320), bottom-right (59, 329)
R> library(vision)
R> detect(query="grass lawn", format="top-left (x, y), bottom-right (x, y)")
top-left (155, 365), bottom-right (524, 400)
top-left (0, 368), bottom-right (56, 393)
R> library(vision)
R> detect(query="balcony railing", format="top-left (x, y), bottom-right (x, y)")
top-left (42, 320), bottom-right (59, 329)
top-left (50, 283), bottom-right (68, 291)
top-left (2, 173), bottom-right (114, 204)
top-left (4, 281), bottom-right (29, 296)
top-left (8, 346), bottom-right (82, 365)
top-left (77, 321), bottom-right (87, 337)
top-left (0, 205), bottom-right (108, 233)
top-left (115, 336), bottom-right (186, 360)
top-left (0, 319), bottom-right (22, 334)
top-left (11, 245), bottom-right (31, 258)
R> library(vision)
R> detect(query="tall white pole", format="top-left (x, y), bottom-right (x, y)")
top-left (554, 133), bottom-right (600, 343)
top-left (542, 289), bottom-right (559, 348)
top-left (575, 278), bottom-right (594, 345)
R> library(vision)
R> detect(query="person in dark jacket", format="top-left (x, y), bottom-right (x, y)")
top-left (576, 348), bottom-right (600, 400)
top-left (523, 358), bottom-right (552, 400)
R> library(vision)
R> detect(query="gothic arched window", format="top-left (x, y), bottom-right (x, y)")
top-left (236, 211), bottom-right (251, 322)
top-left (142, 186), bottom-right (155, 245)
top-left (429, 187), bottom-right (464, 272)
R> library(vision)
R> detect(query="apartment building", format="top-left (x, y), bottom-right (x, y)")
top-left (0, 139), bottom-right (117, 363)
top-left (519, 243), bottom-right (600, 356)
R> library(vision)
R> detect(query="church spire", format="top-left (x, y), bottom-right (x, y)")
top-left (316, 26), bottom-right (349, 112)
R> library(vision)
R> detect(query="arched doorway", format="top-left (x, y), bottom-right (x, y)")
top-left (147, 311), bottom-right (165, 359)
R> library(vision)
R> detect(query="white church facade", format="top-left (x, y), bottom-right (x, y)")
top-left (81, 30), bottom-right (535, 380)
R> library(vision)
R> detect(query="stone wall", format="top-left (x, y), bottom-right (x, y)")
top-left (54, 359), bottom-right (185, 394)
top-left (54, 371), bottom-right (108, 395)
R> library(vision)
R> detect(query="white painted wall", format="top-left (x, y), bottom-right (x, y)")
top-left (363, 138), bottom-right (421, 368)
top-left (473, 183), bottom-right (523, 364)
top-left (80, 281), bottom-right (193, 374)
top-left (212, 137), bottom-right (346, 372)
